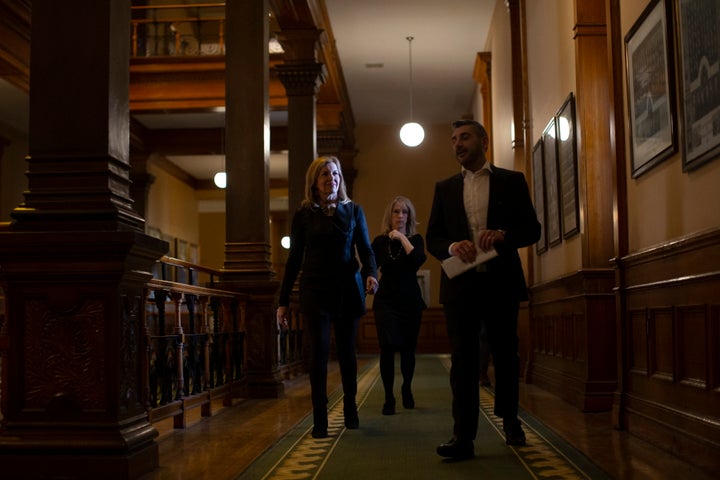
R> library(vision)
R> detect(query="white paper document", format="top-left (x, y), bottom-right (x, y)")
top-left (441, 248), bottom-right (498, 279)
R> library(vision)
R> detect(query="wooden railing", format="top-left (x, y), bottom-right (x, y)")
top-left (277, 295), bottom-right (305, 379)
top-left (131, 3), bottom-right (226, 57)
top-left (0, 251), bottom-right (306, 429)
top-left (144, 255), bottom-right (247, 428)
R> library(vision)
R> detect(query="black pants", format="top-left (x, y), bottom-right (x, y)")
top-left (442, 297), bottom-right (520, 441)
top-left (374, 306), bottom-right (421, 400)
top-left (307, 312), bottom-right (360, 416)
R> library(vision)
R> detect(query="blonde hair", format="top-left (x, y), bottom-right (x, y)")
top-left (380, 195), bottom-right (418, 236)
top-left (301, 156), bottom-right (350, 208)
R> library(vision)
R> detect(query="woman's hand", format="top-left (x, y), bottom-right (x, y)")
top-left (365, 276), bottom-right (378, 295)
top-left (388, 229), bottom-right (406, 241)
top-left (276, 306), bottom-right (289, 331)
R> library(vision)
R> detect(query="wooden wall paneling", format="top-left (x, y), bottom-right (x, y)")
top-left (528, 268), bottom-right (616, 411)
top-left (617, 228), bottom-right (720, 471)
top-left (356, 308), bottom-right (450, 355)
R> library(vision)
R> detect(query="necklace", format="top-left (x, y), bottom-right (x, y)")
top-left (387, 238), bottom-right (403, 260)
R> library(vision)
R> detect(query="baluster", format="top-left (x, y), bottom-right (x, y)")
top-left (154, 289), bottom-right (172, 405)
top-left (171, 291), bottom-right (185, 400)
top-left (221, 298), bottom-right (233, 386)
top-left (210, 297), bottom-right (223, 387)
top-left (185, 294), bottom-right (200, 395)
top-left (199, 295), bottom-right (211, 392)
top-left (141, 288), bottom-right (152, 411)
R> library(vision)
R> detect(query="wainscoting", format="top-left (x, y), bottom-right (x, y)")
top-left (357, 307), bottom-right (450, 354)
top-left (527, 269), bottom-right (617, 412)
top-left (615, 228), bottom-right (720, 472)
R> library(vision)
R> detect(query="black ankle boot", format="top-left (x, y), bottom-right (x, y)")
top-left (401, 384), bottom-right (415, 409)
top-left (312, 408), bottom-right (328, 438)
top-left (382, 397), bottom-right (396, 415)
top-left (343, 401), bottom-right (359, 429)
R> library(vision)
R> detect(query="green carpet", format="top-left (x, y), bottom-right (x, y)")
top-left (238, 355), bottom-right (610, 480)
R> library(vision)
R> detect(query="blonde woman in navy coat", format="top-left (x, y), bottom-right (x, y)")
top-left (276, 156), bottom-right (378, 439)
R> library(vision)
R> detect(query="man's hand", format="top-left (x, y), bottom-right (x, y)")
top-left (477, 229), bottom-right (505, 252)
top-left (450, 240), bottom-right (477, 263)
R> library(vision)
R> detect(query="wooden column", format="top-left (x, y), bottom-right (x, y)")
top-left (0, 0), bottom-right (164, 477)
top-left (276, 28), bottom-right (326, 213)
top-left (220, 0), bottom-right (283, 398)
top-left (574, 0), bottom-right (615, 268)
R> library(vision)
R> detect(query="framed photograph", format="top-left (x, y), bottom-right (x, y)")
top-left (531, 138), bottom-right (548, 254)
top-left (676, 0), bottom-right (720, 171)
top-left (624, 0), bottom-right (677, 178)
top-left (542, 118), bottom-right (562, 248)
top-left (188, 243), bottom-right (199, 264)
top-left (556, 93), bottom-right (580, 238)
top-left (175, 238), bottom-right (188, 260)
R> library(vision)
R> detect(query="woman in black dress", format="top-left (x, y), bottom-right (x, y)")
top-left (371, 196), bottom-right (427, 415)
top-left (276, 156), bottom-right (378, 439)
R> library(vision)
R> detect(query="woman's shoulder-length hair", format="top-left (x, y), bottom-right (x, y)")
top-left (381, 195), bottom-right (418, 236)
top-left (301, 156), bottom-right (350, 208)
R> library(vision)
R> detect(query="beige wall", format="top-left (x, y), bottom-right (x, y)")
top-left (146, 156), bottom-right (200, 249)
top-left (522, 0), bottom-right (582, 282)
top-left (486, 0), bottom-right (579, 285)
top-left (620, 0), bottom-right (720, 253)
top-left (351, 123), bottom-right (461, 308)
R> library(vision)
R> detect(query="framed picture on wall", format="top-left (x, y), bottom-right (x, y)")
top-left (531, 138), bottom-right (548, 254)
top-left (624, 0), bottom-right (677, 178)
top-left (676, 0), bottom-right (720, 171)
top-left (542, 118), bottom-right (562, 248)
top-left (556, 93), bottom-right (580, 238)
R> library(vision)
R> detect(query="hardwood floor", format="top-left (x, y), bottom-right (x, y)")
top-left (138, 355), bottom-right (715, 480)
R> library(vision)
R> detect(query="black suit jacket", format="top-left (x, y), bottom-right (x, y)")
top-left (426, 164), bottom-right (540, 304)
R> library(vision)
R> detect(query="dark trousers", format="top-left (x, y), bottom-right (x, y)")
top-left (443, 296), bottom-right (520, 441)
top-left (307, 312), bottom-right (360, 418)
top-left (375, 307), bottom-right (421, 400)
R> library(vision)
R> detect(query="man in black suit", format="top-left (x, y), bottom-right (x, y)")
top-left (426, 119), bottom-right (540, 460)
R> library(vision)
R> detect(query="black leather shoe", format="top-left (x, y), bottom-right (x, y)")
top-left (436, 437), bottom-right (474, 460)
top-left (382, 399), bottom-right (396, 415)
top-left (504, 420), bottom-right (527, 446)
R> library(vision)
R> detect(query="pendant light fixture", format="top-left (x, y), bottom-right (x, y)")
top-left (213, 128), bottom-right (227, 188)
top-left (399, 36), bottom-right (424, 147)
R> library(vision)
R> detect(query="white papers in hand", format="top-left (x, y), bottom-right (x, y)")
top-left (441, 248), bottom-right (498, 279)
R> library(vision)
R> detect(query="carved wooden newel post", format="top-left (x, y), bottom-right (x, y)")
top-left (0, 0), bottom-right (165, 477)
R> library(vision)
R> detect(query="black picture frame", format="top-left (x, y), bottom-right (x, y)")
top-left (542, 118), bottom-right (562, 248)
top-left (624, 0), bottom-right (677, 178)
top-left (675, 0), bottom-right (720, 171)
top-left (556, 93), bottom-right (580, 239)
top-left (532, 138), bottom-right (547, 254)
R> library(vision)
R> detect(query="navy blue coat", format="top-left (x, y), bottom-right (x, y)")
top-left (278, 201), bottom-right (377, 319)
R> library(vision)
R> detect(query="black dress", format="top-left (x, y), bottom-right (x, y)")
top-left (371, 233), bottom-right (427, 408)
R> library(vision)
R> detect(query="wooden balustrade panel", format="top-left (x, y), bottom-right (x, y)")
top-left (143, 257), bottom-right (249, 427)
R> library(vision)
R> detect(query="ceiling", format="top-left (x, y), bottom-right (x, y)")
top-left (0, 0), bottom-right (495, 181)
